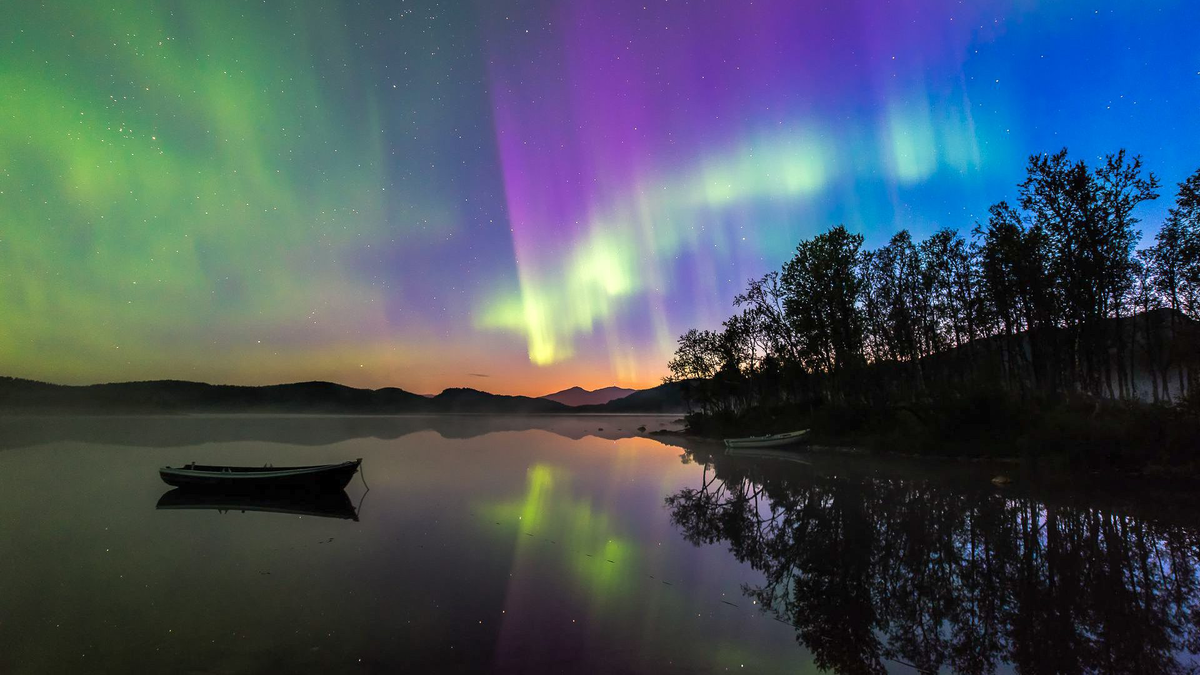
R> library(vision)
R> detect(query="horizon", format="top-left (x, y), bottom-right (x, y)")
top-left (5, 1), bottom-right (1200, 397)
top-left (1, 373), bottom-right (648, 400)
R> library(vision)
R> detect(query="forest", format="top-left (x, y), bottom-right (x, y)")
top-left (666, 150), bottom-right (1200, 469)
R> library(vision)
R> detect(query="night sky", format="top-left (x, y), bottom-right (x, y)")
top-left (3, 1), bottom-right (1198, 395)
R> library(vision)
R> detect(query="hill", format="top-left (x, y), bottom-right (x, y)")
top-left (576, 381), bottom-right (689, 414)
top-left (431, 388), bottom-right (569, 413)
top-left (541, 385), bottom-right (636, 406)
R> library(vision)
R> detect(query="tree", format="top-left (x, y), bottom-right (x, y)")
top-left (734, 271), bottom-right (801, 365)
top-left (665, 328), bottom-right (725, 413)
top-left (780, 225), bottom-right (866, 400)
top-left (1145, 168), bottom-right (1200, 398)
top-left (1017, 149), bottom-right (1158, 395)
top-left (1131, 250), bottom-right (1162, 401)
top-left (1149, 168), bottom-right (1200, 317)
top-left (974, 202), bottom-right (1051, 391)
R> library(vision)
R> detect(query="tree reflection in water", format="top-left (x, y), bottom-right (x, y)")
top-left (666, 451), bottom-right (1200, 675)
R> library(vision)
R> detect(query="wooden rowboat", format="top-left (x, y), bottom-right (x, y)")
top-left (723, 429), bottom-right (809, 449)
top-left (159, 459), bottom-right (361, 491)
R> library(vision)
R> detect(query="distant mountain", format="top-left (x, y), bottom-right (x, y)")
top-left (576, 380), bottom-right (689, 414)
top-left (541, 385), bottom-right (636, 407)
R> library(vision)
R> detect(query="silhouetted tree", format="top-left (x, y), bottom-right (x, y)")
top-left (1018, 149), bottom-right (1159, 395)
top-left (1146, 168), bottom-right (1200, 397)
top-left (780, 224), bottom-right (866, 401)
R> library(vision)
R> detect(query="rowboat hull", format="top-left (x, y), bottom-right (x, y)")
top-left (159, 459), bottom-right (361, 491)
top-left (156, 488), bottom-right (359, 520)
top-left (723, 430), bottom-right (809, 449)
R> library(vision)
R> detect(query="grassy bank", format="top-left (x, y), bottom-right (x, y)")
top-left (684, 391), bottom-right (1200, 476)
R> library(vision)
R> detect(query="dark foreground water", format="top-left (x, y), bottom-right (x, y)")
top-left (1, 415), bottom-right (1197, 674)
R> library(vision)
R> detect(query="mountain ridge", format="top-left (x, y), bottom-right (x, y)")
top-left (541, 385), bottom-right (637, 406)
top-left (0, 377), bottom-right (686, 415)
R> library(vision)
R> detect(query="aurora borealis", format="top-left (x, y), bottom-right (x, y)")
top-left (4, 1), bottom-right (1199, 395)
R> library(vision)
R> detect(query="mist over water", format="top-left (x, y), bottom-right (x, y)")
top-left (1, 416), bottom-right (1196, 673)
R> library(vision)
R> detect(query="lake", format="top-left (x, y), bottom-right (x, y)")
top-left (1, 415), bottom-right (1197, 674)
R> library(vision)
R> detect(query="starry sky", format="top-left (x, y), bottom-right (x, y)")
top-left (3, 1), bottom-right (1198, 395)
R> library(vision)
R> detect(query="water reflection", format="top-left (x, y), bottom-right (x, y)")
top-left (4, 419), bottom-right (1196, 673)
top-left (666, 448), bottom-right (1200, 675)
top-left (156, 488), bottom-right (361, 521)
top-left (0, 414), bottom-right (687, 450)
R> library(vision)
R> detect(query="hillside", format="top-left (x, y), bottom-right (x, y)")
top-left (576, 381), bottom-right (689, 413)
top-left (431, 388), bottom-right (569, 413)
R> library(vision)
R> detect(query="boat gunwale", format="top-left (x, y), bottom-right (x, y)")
top-left (159, 460), bottom-right (360, 480)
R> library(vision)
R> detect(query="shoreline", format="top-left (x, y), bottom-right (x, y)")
top-left (658, 425), bottom-right (1200, 489)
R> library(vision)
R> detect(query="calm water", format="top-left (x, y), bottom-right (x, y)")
top-left (1, 415), bottom-right (1197, 674)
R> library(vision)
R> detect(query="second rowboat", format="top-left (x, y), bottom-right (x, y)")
top-left (723, 430), bottom-right (809, 449)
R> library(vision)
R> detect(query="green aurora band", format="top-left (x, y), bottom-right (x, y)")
top-left (3, 2), bottom-right (443, 385)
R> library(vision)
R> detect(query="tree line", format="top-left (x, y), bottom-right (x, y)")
top-left (667, 149), bottom-right (1200, 416)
